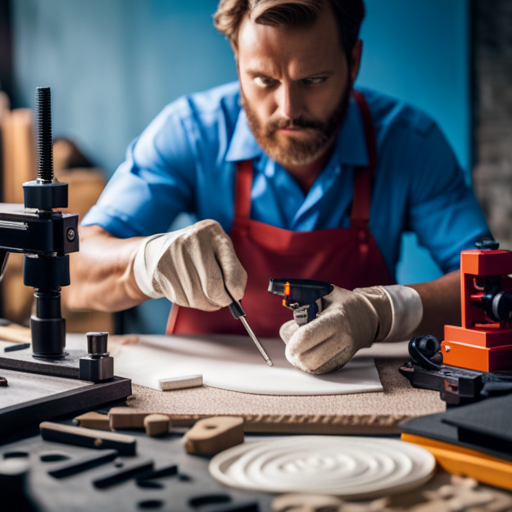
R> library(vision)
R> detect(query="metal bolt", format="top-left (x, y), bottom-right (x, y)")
top-left (67, 228), bottom-right (76, 242)
top-left (445, 345), bottom-right (451, 353)
top-left (35, 87), bottom-right (54, 183)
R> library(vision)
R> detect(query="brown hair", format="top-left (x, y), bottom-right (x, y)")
top-left (214, 0), bottom-right (365, 64)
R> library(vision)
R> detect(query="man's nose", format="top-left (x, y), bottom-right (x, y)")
top-left (278, 83), bottom-right (303, 121)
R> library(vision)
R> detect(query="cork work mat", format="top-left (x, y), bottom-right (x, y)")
top-left (114, 337), bottom-right (446, 434)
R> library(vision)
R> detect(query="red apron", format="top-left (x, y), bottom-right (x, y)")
top-left (166, 91), bottom-right (395, 337)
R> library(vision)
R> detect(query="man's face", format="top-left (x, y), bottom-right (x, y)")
top-left (237, 5), bottom-right (359, 168)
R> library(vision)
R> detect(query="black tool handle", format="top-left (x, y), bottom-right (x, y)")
top-left (223, 284), bottom-right (246, 319)
top-left (228, 300), bottom-right (245, 319)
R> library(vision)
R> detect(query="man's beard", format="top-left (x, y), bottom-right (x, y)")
top-left (242, 86), bottom-right (351, 167)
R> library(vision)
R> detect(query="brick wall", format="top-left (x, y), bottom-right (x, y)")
top-left (473, 0), bottom-right (512, 245)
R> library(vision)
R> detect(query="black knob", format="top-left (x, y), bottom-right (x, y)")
top-left (475, 239), bottom-right (499, 250)
top-left (0, 459), bottom-right (40, 511)
top-left (86, 332), bottom-right (109, 356)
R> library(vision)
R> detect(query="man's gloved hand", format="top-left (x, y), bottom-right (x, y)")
top-left (279, 285), bottom-right (423, 374)
top-left (132, 219), bottom-right (247, 311)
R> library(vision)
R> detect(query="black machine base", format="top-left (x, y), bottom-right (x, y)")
top-left (0, 374), bottom-right (131, 440)
top-left (0, 347), bottom-right (132, 440)
top-left (0, 348), bottom-right (86, 379)
top-left (400, 361), bottom-right (512, 405)
top-left (0, 347), bottom-right (114, 382)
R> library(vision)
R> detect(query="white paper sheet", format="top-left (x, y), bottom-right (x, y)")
top-left (113, 334), bottom-right (384, 396)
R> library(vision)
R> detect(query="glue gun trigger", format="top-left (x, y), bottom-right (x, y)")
top-left (293, 298), bottom-right (324, 326)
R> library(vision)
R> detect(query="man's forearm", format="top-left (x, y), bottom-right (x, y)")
top-left (408, 269), bottom-right (461, 340)
top-left (65, 225), bottom-right (148, 312)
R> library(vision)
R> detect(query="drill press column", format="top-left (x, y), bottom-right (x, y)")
top-left (21, 87), bottom-right (73, 359)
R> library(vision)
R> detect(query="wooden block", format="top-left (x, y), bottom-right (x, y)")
top-left (144, 414), bottom-right (170, 437)
top-left (184, 416), bottom-right (244, 456)
top-left (74, 412), bottom-right (111, 431)
top-left (159, 374), bottom-right (203, 391)
top-left (109, 407), bottom-right (150, 429)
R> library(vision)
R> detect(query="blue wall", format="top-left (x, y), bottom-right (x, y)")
top-left (11, 0), bottom-right (470, 333)
top-left (358, 0), bottom-right (470, 286)
top-left (12, 0), bottom-right (238, 176)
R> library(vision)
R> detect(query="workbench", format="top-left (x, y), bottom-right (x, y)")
top-left (2, 335), bottom-right (511, 511)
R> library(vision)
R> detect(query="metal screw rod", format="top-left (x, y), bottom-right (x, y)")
top-left (35, 87), bottom-right (54, 183)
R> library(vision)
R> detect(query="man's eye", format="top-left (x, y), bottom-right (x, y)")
top-left (254, 76), bottom-right (276, 87)
top-left (302, 77), bottom-right (326, 86)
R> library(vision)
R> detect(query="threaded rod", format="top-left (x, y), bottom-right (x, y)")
top-left (35, 87), bottom-right (54, 183)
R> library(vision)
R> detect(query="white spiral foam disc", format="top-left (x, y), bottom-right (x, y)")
top-left (209, 436), bottom-right (436, 499)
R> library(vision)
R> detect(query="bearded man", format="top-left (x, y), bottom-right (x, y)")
top-left (71, 0), bottom-right (490, 374)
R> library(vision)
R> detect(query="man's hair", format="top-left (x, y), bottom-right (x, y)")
top-left (214, 0), bottom-right (365, 64)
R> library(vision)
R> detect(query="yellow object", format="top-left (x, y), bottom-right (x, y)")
top-left (401, 433), bottom-right (512, 491)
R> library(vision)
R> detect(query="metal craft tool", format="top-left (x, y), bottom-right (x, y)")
top-left (228, 301), bottom-right (273, 367)
top-left (225, 288), bottom-right (273, 366)
top-left (268, 278), bottom-right (334, 326)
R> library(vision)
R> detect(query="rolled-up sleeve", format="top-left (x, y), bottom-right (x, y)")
top-left (82, 99), bottom-right (197, 238)
top-left (407, 123), bottom-right (491, 272)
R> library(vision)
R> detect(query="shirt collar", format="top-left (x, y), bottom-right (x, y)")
top-left (333, 94), bottom-right (369, 168)
top-left (225, 92), bottom-right (369, 168)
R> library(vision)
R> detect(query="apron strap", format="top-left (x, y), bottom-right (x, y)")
top-left (350, 90), bottom-right (377, 230)
top-left (234, 159), bottom-right (253, 219)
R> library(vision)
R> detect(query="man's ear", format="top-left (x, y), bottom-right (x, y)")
top-left (350, 40), bottom-right (363, 85)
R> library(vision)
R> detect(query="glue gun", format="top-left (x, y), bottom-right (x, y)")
top-left (268, 278), bottom-right (334, 326)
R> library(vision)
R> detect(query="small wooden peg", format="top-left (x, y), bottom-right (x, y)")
top-left (184, 416), bottom-right (244, 456)
top-left (144, 414), bottom-right (170, 437)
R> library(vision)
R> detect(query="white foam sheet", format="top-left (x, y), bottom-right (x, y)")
top-left (113, 334), bottom-right (384, 396)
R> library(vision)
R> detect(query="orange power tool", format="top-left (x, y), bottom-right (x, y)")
top-left (442, 240), bottom-right (512, 372)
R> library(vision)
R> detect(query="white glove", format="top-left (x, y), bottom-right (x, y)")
top-left (132, 219), bottom-right (247, 311)
top-left (280, 285), bottom-right (423, 374)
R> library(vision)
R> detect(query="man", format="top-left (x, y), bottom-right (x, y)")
top-left (70, 0), bottom-right (490, 374)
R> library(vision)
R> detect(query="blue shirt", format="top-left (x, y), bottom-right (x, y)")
top-left (83, 81), bottom-right (490, 277)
